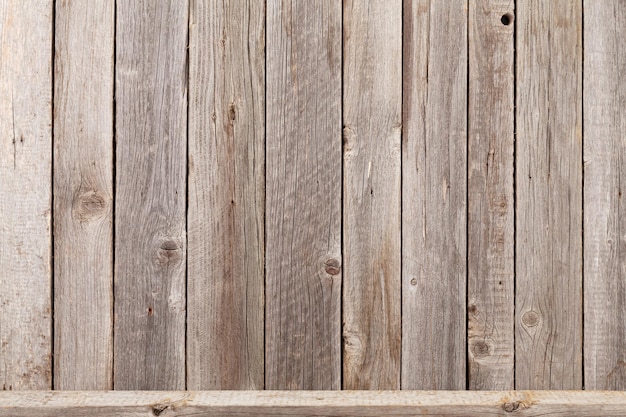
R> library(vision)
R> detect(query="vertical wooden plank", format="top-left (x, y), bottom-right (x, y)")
top-left (265, 0), bottom-right (342, 390)
top-left (53, 0), bottom-right (114, 390)
top-left (342, 0), bottom-right (401, 390)
top-left (402, 0), bottom-right (467, 390)
top-left (467, 0), bottom-right (514, 390)
top-left (187, 0), bottom-right (265, 390)
top-left (0, 0), bottom-right (52, 390)
top-left (516, 0), bottom-right (582, 389)
top-left (584, 0), bottom-right (626, 390)
top-left (114, 0), bottom-right (188, 390)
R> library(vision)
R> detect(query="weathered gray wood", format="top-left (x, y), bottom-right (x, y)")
top-left (0, 0), bottom-right (52, 390)
top-left (584, 0), bottom-right (626, 390)
top-left (402, 0), bottom-right (467, 390)
top-left (114, 0), bottom-right (187, 390)
top-left (265, 0), bottom-right (342, 390)
top-left (187, 0), bottom-right (265, 390)
top-left (467, 0), bottom-right (514, 390)
top-left (515, 0), bottom-right (583, 389)
top-left (3, 391), bottom-right (626, 416)
top-left (342, 0), bottom-right (401, 390)
top-left (53, 0), bottom-right (113, 390)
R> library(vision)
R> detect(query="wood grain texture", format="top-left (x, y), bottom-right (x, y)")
top-left (584, 0), bottom-right (626, 390)
top-left (53, 0), bottom-right (113, 390)
top-left (402, 0), bottom-right (467, 390)
top-left (467, 0), bottom-right (514, 390)
top-left (515, 0), bottom-right (583, 389)
top-left (3, 391), bottom-right (626, 416)
top-left (114, 0), bottom-right (188, 390)
top-left (265, 0), bottom-right (342, 390)
top-left (0, 0), bottom-right (52, 390)
top-left (342, 0), bottom-right (401, 390)
top-left (187, 0), bottom-right (265, 390)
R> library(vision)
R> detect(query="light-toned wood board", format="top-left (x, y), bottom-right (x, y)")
top-left (53, 0), bottom-right (114, 390)
top-left (515, 0), bottom-right (583, 389)
top-left (187, 0), bottom-right (265, 390)
top-left (402, 0), bottom-right (468, 390)
top-left (114, 0), bottom-right (188, 390)
top-left (583, 0), bottom-right (626, 390)
top-left (265, 0), bottom-right (342, 390)
top-left (342, 0), bottom-right (401, 390)
top-left (0, 0), bottom-right (52, 390)
top-left (467, 0), bottom-right (514, 390)
top-left (2, 391), bottom-right (626, 416)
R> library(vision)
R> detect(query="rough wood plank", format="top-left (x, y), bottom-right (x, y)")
top-left (53, 0), bottom-right (113, 390)
top-left (265, 0), bottom-right (342, 390)
top-left (3, 391), bottom-right (626, 416)
top-left (402, 0), bottom-right (467, 390)
top-left (187, 0), bottom-right (265, 390)
top-left (114, 0), bottom-right (188, 390)
top-left (583, 0), bottom-right (626, 390)
top-left (467, 0), bottom-right (515, 390)
top-left (0, 0), bottom-right (52, 390)
top-left (342, 0), bottom-right (401, 390)
top-left (515, 0), bottom-right (583, 389)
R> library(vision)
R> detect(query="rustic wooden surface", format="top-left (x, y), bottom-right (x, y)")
top-left (402, 0), bottom-right (468, 390)
top-left (467, 0), bottom-right (515, 390)
top-left (114, 0), bottom-right (188, 390)
top-left (3, 391), bottom-right (626, 416)
top-left (53, 0), bottom-right (114, 390)
top-left (265, 0), bottom-right (342, 390)
top-left (515, 0), bottom-right (583, 390)
top-left (0, 0), bottom-right (52, 390)
top-left (342, 0), bottom-right (401, 390)
top-left (2, 0), bottom-right (626, 395)
top-left (584, 0), bottom-right (626, 390)
top-left (187, 0), bottom-right (265, 390)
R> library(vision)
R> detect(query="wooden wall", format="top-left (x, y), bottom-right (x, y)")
top-left (0, 0), bottom-right (624, 391)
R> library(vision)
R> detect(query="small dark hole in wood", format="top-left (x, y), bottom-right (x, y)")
top-left (501, 13), bottom-right (513, 26)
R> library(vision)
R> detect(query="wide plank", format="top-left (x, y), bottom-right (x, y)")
top-left (265, 0), bottom-right (342, 390)
top-left (53, 0), bottom-right (114, 390)
top-left (515, 0), bottom-right (583, 389)
top-left (467, 0), bottom-right (515, 390)
top-left (0, 0), bottom-right (52, 390)
top-left (402, 0), bottom-right (468, 390)
top-left (114, 0), bottom-right (188, 390)
top-left (342, 0), bottom-right (401, 390)
top-left (2, 391), bottom-right (626, 417)
top-left (583, 0), bottom-right (626, 390)
top-left (187, 0), bottom-right (265, 389)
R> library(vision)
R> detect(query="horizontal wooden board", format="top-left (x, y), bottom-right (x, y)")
top-left (1, 391), bottom-right (626, 416)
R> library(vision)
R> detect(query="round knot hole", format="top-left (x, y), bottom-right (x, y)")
top-left (501, 13), bottom-right (514, 26)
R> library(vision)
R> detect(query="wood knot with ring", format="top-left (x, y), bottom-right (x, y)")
top-left (522, 310), bottom-right (540, 327)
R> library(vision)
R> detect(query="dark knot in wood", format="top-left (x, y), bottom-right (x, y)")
top-left (324, 258), bottom-right (341, 275)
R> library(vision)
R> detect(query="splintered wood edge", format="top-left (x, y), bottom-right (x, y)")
top-left (1, 391), bottom-right (626, 416)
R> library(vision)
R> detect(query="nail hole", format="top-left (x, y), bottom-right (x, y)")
top-left (501, 13), bottom-right (514, 26)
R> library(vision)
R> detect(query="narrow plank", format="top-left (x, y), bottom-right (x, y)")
top-left (467, 0), bottom-right (514, 390)
top-left (342, 0), bottom-right (401, 390)
top-left (114, 0), bottom-right (188, 390)
top-left (0, 0), bottom-right (52, 390)
top-left (515, 0), bottom-right (583, 389)
top-left (584, 0), bottom-right (626, 390)
top-left (3, 391), bottom-right (626, 417)
top-left (187, 0), bottom-right (265, 389)
top-left (265, 0), bottom-right (342, 390)
top-left (53, 0), bottom-right (114, 390)
top-left (402, 0), bottom-right (468, 390)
